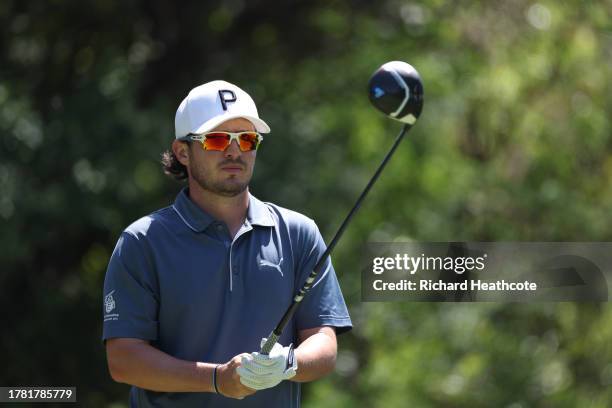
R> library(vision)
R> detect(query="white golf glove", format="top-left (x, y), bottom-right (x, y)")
top-left (237, 338), bottom-right (298, 390)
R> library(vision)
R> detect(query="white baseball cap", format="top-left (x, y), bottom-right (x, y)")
top-left (174, 80), bottom-right (271, 139)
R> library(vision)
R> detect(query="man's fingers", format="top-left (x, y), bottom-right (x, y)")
top-left (242, 357), bottom-right (284, 375)
top-left (237, 366), bottom-right (258, 379)
top-left (240, 354), bottom-right (277, 373)
top-left (252, 353), bottom-right (279, 366)
top-left (240, 381), bottom-right (263, 391)
top-left (239, 375), bottom-right (277, 391)
top-left (237, 366), bottom-right (279, 382)
top-left (252, 354), bottom-right (285, 371)
top-left (241, 379), bottom-right (279, 391)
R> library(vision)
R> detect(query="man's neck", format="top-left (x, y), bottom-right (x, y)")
top-left (187, 181), bottom-right (249, 239)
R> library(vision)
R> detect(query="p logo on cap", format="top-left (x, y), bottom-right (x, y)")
top-left (218, 90), bottom-right (237, 111)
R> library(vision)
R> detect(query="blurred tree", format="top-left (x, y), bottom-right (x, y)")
top-left (1, 0), bottom-right (611, 406)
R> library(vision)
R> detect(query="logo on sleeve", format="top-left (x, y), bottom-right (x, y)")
top-left (104, 290), bottom-right (119, 322)
top-left (104, 290), bottom-right (116, 313)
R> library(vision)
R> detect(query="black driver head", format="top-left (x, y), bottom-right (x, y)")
top-left (368, 61), bottom-right (424, 124)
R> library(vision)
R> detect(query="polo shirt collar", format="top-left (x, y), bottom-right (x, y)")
top-left (172, 188), bottom-right (216, 232)
top-left (173, 187), bottom-right (274, 232)
top-left (247, 194), bottom-right (275, 227)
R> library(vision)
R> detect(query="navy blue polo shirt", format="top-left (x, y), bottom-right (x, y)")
top-left (102, 188), bottom-right (352, 407)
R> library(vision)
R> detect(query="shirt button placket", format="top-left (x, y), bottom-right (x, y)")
top-left (231, 253), bottom-right (239, 293)
top-left (232, 242), bottom-right (239, 276)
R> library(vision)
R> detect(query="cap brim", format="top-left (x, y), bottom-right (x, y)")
top-left (191, 114), bottom-right (271, 136)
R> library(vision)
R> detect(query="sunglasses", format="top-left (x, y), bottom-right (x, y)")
top-left (188, 131), bottom-right (263, 152)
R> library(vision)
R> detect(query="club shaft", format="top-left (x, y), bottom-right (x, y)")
top-left (260, 124), bottom-right (412, 354)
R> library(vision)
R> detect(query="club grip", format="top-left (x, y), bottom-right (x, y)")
top-left (259, 331), bottom-right (279, 355)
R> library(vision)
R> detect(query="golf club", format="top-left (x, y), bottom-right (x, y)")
top-left (260, 61), bottom-right (424, 355)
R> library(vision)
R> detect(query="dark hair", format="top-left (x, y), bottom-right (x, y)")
top-left (161, 143), bottom-right (189, 180)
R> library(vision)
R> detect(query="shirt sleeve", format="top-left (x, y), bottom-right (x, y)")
top-left (102, 232), bottom-right (159, 342)
top-left (294, 219), bottom-right (352, 335)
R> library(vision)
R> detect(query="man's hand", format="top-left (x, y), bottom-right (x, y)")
top-left (237, 339), bottom-right (298, 390)
top-left (216, 354), bottom-right (257, 399)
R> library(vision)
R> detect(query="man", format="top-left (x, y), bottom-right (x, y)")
top-left (102, 80), bottom-right (352, 407)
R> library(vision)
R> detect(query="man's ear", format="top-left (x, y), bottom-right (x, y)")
top-left (172, 139), bottom-right (190, 166)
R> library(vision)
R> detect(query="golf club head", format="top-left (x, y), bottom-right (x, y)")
top-left (368, 61), bottom-right (424, 125)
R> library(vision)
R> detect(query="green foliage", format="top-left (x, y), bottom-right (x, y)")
top-left (1, 0), bottom-right (611, 406)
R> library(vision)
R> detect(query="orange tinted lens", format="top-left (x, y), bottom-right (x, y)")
top-left (204, 133), bottom-right (230, 151)
top-left (239, 132), bottom-right (259, 151)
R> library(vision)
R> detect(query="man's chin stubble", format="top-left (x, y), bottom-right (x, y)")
top-left (196, 177), bottom-right (249, 197)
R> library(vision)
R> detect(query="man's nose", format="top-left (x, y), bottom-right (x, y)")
top-left (224, 140), bottom-right (242, 158)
